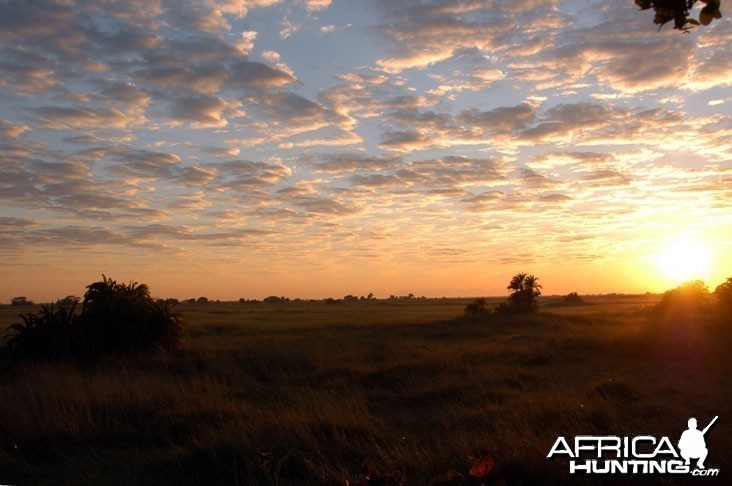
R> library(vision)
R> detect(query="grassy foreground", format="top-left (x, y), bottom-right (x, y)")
top-left (1, 295), bottom-right (730, 485)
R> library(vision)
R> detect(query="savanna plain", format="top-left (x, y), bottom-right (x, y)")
top-left (1, 294), bottom-right (731, 485)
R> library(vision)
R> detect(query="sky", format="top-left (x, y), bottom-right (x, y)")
top-left (1, 0), bottom-right (731, 302)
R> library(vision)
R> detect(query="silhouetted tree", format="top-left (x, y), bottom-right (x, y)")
top-left (636, 0), bottom-right (723, 31)
top-left (196, 296), bottom-right (209, 304)
top-left (563, 292), bottom-right (584, 305)
top-left (499, 273), bottom-right (542, 314)
top-left (80, 275), bottom-right (183, 356)
top-left (10, 296), bottom-right (33, 306)
top-left (61, 295), bottom-right (80, 306)
top-left (714, 277), bottom-right (732, 317)
top-left (653, 280), bottom-right (710, 324)
top-left (464, 298), bottom-right (489, 320)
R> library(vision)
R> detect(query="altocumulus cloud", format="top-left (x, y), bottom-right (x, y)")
top-left (0, 0), bottom-right (730, 297)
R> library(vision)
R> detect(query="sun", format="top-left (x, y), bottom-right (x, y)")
top-left (655, 238), bottom-right (712, 284)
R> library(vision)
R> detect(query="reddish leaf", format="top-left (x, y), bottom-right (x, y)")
top-left (469, 454), bottom-right (494, 478)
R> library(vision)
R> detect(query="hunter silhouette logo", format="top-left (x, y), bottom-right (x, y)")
top-left (679, 416), bottom-right (717, 469)
top-left (547, 416), bottom-right (720, 477)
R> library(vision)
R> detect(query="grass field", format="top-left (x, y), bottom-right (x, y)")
top-left (1, 295), bottom-right (730, 485)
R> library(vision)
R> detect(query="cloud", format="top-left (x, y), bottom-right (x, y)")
top-left (293, 197), bottom-right (361, 215)
top-left (212, 160), bottom-right (293, 191)
top-left (29, 107), bottom-right (139, 130)
top-left (518, 102), bottom-right (614, 143)
top-left (208, 0), bottom-right (282, 18)
top-left (377, 102), bottom-right (537, 152)
top-left (527, 151), bottom-right (615, 170)
top-left (0, 0), bottom-right (75, 42)
top-left (301, 0), bottom-right (332, 12)
top-left (588, 39), bottom-right (695, 93)
top-left (106, 149), bottom-right (182, 179)
top-left (0, 216), bottom-right (39, 228)
top-left (242, 91), bottom-right (356, 144)
top-left (345, 155), bottom-right (509, 193)
top-left (457, 103), bottom-right (537, 134)
top-left (278, 128), bottom-right (364, 149)
top-left (280, 18), bottom-right (300, 39)
top-left (371, 0), bottom-right (561, 73)
top-left (429, 67), bottom-right (505, 94)
top-left (165, 95), bottom-right (238, 127)
top-left (308, 153), bottom-right (403, 173)
top-left (94, 81), bottom-right (153, 109)
top-left (0, 119), bottom-right (29, 138)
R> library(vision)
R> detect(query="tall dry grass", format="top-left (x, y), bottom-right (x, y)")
top-left (0, 297), bottom-right (730, 484)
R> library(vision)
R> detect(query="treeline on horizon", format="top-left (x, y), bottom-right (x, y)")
top-left (3, 273), bottom-right (731, 364)
top-left (7, 277), bottom-right (732, 307)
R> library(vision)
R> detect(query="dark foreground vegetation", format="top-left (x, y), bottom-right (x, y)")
top-left (5, 275), bottom-right (183, 361)
top-left (1, 279), bottom-right (731, 485)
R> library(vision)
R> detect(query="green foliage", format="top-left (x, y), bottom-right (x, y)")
top-left (4, 275), bottom-right (184, 361)
top-left (636, 0), bottom-right (723, 31)
top-left (499, 273), bottom-right (542, 315)
top-left (4, 299), bottom-right (81, 360)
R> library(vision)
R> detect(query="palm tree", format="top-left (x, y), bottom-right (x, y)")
top-left (503, 273), bottom-right (542, 314)
top-left (80, 275), bottom-right (181, 356)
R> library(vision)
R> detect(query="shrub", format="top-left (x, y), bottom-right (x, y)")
top-left (80, 276), bottom-right (183, 356)
top-left (5, 299), bottom-right (81, 360)
top-left (10, 296), bottom-right (33, 306)
top-left (464, 298), bottom-right (489, 320)
top-left (563, 292), bottom-right (584, 305)
top-left (653, 280), bottom-right (710, 324)
top-left (714, 278), bottom-right (732, 318)
top-left (4, 275), bottom-right (184, 361)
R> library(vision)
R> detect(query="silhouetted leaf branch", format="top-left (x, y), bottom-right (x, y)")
top-left (636, 0), bottom-right (723, 31)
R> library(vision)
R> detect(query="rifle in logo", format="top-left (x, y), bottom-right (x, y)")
top-left (679, 416), bottom-right (717, 469)
top-left (701, 416), bottom-right (718, 436)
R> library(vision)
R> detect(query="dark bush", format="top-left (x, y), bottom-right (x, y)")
top-left (653, 280), bottom-right (710, 324)
top-left (80, 276), bottom-right (183, 356)
top-left (464, 298), bottom-right (489, 320)
top-left (714, 277), bottom-right (732, 318)
top-left (10, 296), bottom-right (33, 306)
top-left (5, 299), bottom-right (81, 360)
top-left (4, 275), bottom-right (184, 361)
top-left (563, 292), bottom-right (584, 305)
